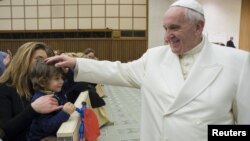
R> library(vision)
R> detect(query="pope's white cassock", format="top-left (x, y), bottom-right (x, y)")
top-left (74, 35), bottom-right (250, 141)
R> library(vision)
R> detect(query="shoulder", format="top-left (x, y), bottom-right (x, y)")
top-left (0, 83), bottom-right (17, 97)
top-left (210, 43), bottom-right (249, 63)
top-left (148, 45), bottom-right (169, 51)
top-left (146, 45), bottom-right (170, 56)
top-left (31, 92), bottom-right (44, 101)
top-left (0, 84), bottom-right (27, 111)
top-left (211, 43), bottom-right (247, 55)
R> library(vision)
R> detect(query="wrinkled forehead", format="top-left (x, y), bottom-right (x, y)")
top-left (164, 7), bottom-right (187, 22)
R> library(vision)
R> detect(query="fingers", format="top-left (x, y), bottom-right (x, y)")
top-left (45, 55), bottom-right (64, 65)
top-left (44, 95), bottom-right (58, 105)
top-left (65, 102), bottom-right (75, 109)
top-left (54, 61), bottom-right (67, 68)
top-left (31, 95), bottom-right (63, 114)
top-left (63, 102), bottom-right (76, 114)
top-left (45, 54), bottom-right (76, 69)
top-left (50, 98), bottom-right (59, 105)
top-left (52, 105), bottom-right (63, 111)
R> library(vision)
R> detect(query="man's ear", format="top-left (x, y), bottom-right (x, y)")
top-left (195, 20), bottom-right (204, 36)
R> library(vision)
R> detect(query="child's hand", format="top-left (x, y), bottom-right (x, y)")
top-left (63, 102), bottom-right (75, 114)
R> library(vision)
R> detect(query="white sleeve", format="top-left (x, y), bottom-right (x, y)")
top-left (233, 53), bottom-right (250, 124)
top-left (74, 52), bottom-right (148, 88)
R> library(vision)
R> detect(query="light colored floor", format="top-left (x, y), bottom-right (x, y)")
top-left (98, 85), bottom-right (141, 141)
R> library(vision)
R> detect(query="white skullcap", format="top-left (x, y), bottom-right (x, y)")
top-left (170, 0), bottom-right (204, 15)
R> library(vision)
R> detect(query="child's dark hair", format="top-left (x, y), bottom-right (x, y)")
top-left (29, 57), bottom-right (64, 91)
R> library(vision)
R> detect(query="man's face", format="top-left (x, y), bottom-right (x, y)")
top-left (163, 7), bottom-right (201, 55)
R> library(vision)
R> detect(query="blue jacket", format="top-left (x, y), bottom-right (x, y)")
top-left (27, 91), bottom-right (69, 141)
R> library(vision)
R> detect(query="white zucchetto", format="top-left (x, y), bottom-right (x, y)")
top-left (170, 0), bottom-right (204, 15)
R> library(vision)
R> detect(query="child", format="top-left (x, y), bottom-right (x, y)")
top-left (27, 57), bottom-right (75, 141)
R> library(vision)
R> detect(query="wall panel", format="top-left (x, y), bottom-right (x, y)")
top-left (0, 0), bottom-right (147, 31)
top-left (0, 39), bottom-right (147, 62)
top-left (239, 0), bottom-right (250, 52)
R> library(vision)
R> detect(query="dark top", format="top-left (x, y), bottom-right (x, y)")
top-left (27, 91), bottom-right (69, 141)
top-left (0, 83), bottom-right (38, 141)
top-left (62, 69), bottom-right (105, 108)
top-left (226, 40), bottom-right (235, 48)
top-left (0, 70), bottom-right (105, 141)
top-left (0, 71), bottom-right (90, 141)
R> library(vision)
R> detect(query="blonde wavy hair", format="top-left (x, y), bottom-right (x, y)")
top-left (0, 42), bottom-right (54, 99)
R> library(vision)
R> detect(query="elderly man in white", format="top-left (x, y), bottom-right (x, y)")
top-left (46, 0), bottom-right (250, 141)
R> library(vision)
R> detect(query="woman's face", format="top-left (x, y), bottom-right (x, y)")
top-left (86, 52), bottom-right (96, 59)
top-left (30, 49), bottom-right (48, 69)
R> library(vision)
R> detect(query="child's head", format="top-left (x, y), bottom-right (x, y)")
top-left (30, 57), bottom-right (64, 93)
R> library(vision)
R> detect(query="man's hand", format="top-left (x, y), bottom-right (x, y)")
top-left (45, 54), bottom-right (77, 70)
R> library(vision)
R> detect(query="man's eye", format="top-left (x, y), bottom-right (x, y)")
top-left (170, 26), bottom-right (178, 30)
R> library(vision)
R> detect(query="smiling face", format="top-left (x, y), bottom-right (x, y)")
top-left (46, 74), bottom-right (64, 92)
top-left (163, 7), bottom-right (204, 55)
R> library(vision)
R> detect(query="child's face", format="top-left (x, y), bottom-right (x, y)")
top-left (47, 74), bottom-right (64, 92)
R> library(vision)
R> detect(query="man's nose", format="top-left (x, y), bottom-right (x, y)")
top-left (165, 32), bottom-right (174, 41)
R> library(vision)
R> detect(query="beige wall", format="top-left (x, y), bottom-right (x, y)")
top-left (148, 0), bottom-right (171, 48)
top-left (199, 0), bottom-right (242, 48)
top-left (0, 0), bottom-right (147, 30)
top-left (239, 0), bottom-right (250, 52)
top-left (0, 0), bottom-right (148, 62)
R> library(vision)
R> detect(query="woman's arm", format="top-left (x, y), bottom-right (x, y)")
top-left (0, 85), bottom-right (38, 140)
top-left (0, 84), bottom-right (63, 140)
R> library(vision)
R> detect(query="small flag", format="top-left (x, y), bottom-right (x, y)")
top-left (84, 108), bottom-right (100, 141)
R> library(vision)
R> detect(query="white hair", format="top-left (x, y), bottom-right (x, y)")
top-left (184, 8), bottom-right (205, 25)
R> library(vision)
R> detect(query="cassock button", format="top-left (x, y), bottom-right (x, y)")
top-left (195, 120), bottom-right (202, 125)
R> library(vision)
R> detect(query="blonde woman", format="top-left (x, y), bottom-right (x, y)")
top-left (0, 42), bottom-right (63, 141)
